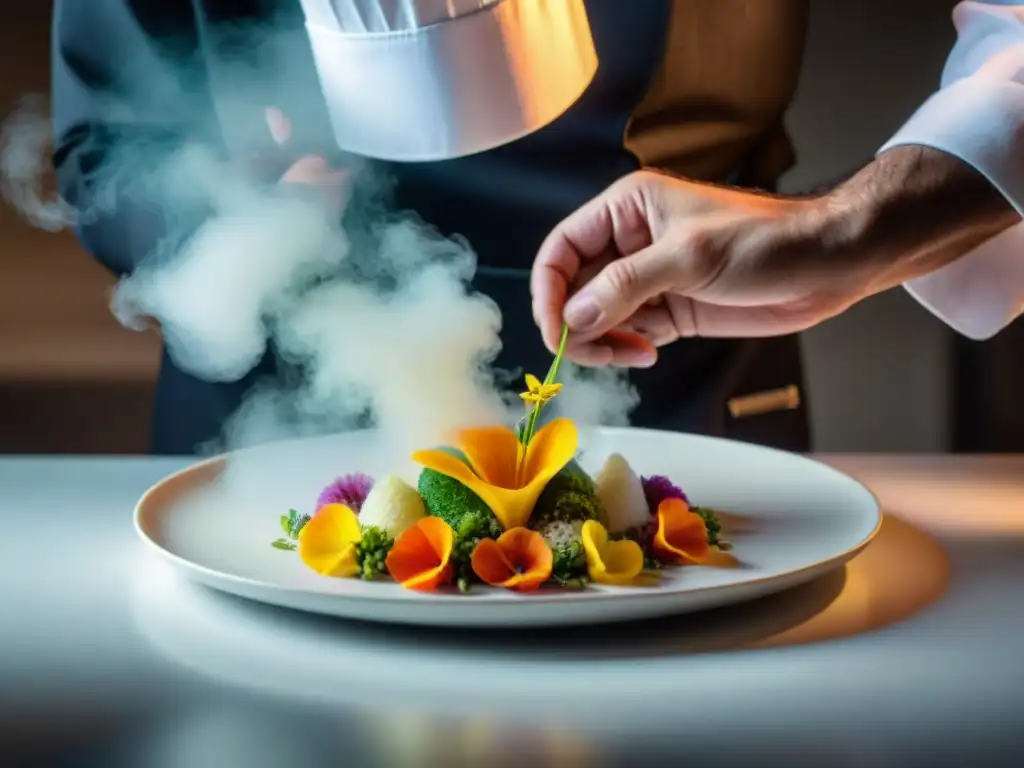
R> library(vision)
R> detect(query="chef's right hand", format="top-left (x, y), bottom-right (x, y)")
top-left (264, 107), bottom-right (350, 216)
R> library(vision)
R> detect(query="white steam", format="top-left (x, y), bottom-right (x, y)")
top-left (551, 364), bottom-right (640, 428)
top-left (0, 23), bottom-right (638, 464)
top-left (0, 97), bottom-right (76, 231)
top-left (101, 139), bottom-right (516, 458)
top-left (111, 144), bottom-right (348, 384)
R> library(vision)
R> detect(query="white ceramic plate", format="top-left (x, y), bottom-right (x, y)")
top-left (134, 427), bottom-right (881, 628)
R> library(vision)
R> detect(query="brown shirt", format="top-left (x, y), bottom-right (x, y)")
top-left (626, 0), bottom-right (809, 187)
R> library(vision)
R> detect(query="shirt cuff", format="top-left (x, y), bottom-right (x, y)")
top-left (902, 222), bottom-right (1024, 340)
top-left (879, 75), bottom-right (1024, 339)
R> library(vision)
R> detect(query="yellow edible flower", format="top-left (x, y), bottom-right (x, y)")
top-left (580, 519), bottom-right (644, 585)
top-left (411, 418), bottom-right (578, 531)
top-left (519, 373), bottom-right (563, 406)
top-left (297, 503), bottom-right (362, 577)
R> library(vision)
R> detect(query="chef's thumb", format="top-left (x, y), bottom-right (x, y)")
top-left (562, 244), bottom-right (679, 337)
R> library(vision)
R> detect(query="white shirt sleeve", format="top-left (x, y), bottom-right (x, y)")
top-left (879, 1), bottom-right (1024, 340)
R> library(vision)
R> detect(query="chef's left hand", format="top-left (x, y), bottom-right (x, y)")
top-left (263, 108), bottom-right (350, 215)
top-left (531, 148), bottom-right (1017, 368)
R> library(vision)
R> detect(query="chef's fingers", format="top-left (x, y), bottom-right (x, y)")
top-left (266, 108), bottom-right (292, 145)
top-left (571, 252), bottom-right (613, 293)
top-left (548, 174), bottom-right (655, 265)
top-left (617, 302), bottom-right (680, 347)
top-left (280, 155), bottom-right (337, 183)
top-left (531, 250), bottom-right (614, 350)
top-left (532, 173), bottom-right (655, 352)
top-left (562, 328), bottom-right (658, 369)
top-left (238, 108), bottom-right (298, 182)
top-left (560, 240), bottom-right (683, 343)
top-left (559, 339), bottom-right (614, 367)
top-left (280, 155), bottom-right (350, 215)
top-left (530, 253), bottom-right (572, 353)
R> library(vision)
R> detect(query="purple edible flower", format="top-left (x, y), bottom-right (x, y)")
top-left (315, 472), bottom-right (374, 514)
top-left (641, 474), bottom-right (689, 514)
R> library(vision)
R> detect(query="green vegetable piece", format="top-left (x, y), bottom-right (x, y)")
top-left (538, 458), bottom-right (596, 499)
top-left (533, 459), bottom-right (602, 530)
top-left (535, 489), bottom-right (600, 526)
top-left (355, 525), bottom-right (395, 581)
top-left (560, 458), bottom-right (597, 494)
top-left (550, 538), bottom-right (588, 586)
top-left (449, 509), bottom-right (505, 594)
top-left (417, 467), bottom-right (498, 530)
top-left (271, 538), bottom-right (297, 551)
top-left (691, 506), bottom-right (721, 547)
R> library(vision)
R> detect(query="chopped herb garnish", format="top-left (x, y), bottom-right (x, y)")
top-left (280, 509), bottom-right (311, 540)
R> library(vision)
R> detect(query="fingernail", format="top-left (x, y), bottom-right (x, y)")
top-left (636, 350), bottom-right (657, 368)
top-left (564, 293), bottom-right (602, 331)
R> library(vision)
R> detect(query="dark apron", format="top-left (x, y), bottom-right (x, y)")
top-left (152, 0), bottom-right (809, 455)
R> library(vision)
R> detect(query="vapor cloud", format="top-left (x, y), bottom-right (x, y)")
top-left (0, 15), bottom-right (638, 466)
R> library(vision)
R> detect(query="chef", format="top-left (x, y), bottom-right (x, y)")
top-left (51, 0), bottom-right (1021, 456)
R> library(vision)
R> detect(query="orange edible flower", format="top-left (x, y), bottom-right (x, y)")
top-left (653, 497), bottom-right (712, 564)
top-left (411, 418), bottom-right (578, 530)
top-left (385, 516), bottom-right (455, 591)
top-left (470, 527), bottom-right (553, 592)
top-left (297, 503), bottom-right (362, 577)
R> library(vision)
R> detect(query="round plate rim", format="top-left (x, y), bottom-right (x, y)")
top-left (134, 427), bottom-right (883, 610)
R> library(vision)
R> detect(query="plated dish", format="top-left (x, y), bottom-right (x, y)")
top-left (272, 328), bottom-right (736, 594)
top-left (275, 420), bottom-right (736, 594)
top-left (134, 329), bottom-right (881, 627)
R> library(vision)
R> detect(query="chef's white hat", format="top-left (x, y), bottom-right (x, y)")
top-left (299, 0), bottom-right (598, 162)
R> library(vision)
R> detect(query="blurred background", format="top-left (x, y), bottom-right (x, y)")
top-left (0, 1), bottom-right (1020, 455)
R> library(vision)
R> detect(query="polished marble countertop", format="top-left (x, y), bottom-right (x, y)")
top-left (1, 453), bottom-right (1022, 767)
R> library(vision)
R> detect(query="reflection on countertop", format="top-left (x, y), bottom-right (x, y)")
top-left (130, 511), bottom-right (949, 717)
top-left (2, 453), bottom-right (1022, 766)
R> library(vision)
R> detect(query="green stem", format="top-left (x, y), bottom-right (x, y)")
top-left (544, 324), bottom-right (570, 386)
top-left (520, 324), bottom-right (570, 448)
